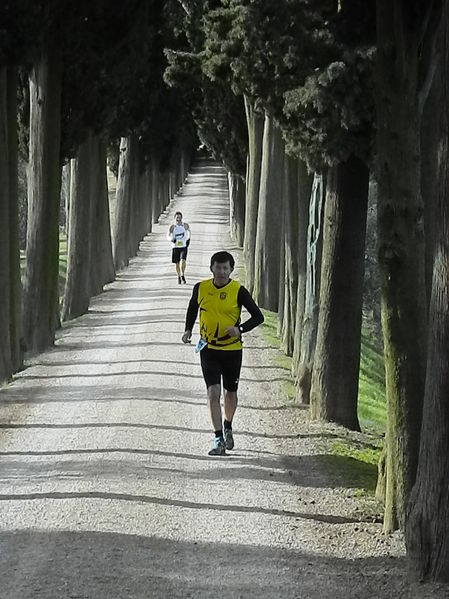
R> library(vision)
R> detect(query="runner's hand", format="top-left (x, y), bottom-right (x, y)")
top-left (182, 331), bottom-right (192, 344)
top-left (225, 326), bottom-right (240, 338)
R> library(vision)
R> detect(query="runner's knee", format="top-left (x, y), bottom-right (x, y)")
top-left (207, 384), bottom-right (221, 402)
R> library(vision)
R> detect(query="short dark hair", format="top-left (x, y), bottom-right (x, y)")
top-left (210, 251), bottom-right (235, 269)
top-left (175, 211), bottom-right (182, 218)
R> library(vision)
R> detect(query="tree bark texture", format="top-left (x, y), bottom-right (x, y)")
top-left (93, 138), bottom-right (115, 291)
top-left (158, 173), bottom-right (170, 220)
top-left (141, 167), bottom-right (153, 239)
top-left (151, 155), bottom-right (160, 225)
top-left (62, 131), bottom-right (105, 320)
top-left (0, 68), bottom-right (12, 382)
top-left (228, 172), bottom-right (245, 247)
top-left (253, 113), bottom-right (284, 311)
top-left (7, 68), bottom-right (22, 372)
top-left (405, 3), bottom-right (449, 581)
top-left (421, 61), bottom-right (441, 305)
top-left (113, 136), bottom-right (138, 271)
top-left (243, 96), bottom-right (264, 295)
top-left (128, 135), bottom-right (141, 260)
top-left (280, 157), bottom-right (312, 357)
top-left (376, 0), bottom-right (434, 532)
top-left (277, 214), bottom-right (286, 341)
top-left (295, 174), bottom-right (325, 404)
top-left (291, 163), bottom-right (314, 376)
top-left (65, 135), bottom-right (93, 319)
top-left (22, 50), bottom-right (62, 353)
top-left (309, 156), bottom-right (369, 431)
top-left (279, 156), bottom-right (298, 355)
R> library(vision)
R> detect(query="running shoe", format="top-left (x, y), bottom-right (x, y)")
top-left (181, 275), bottom-right (186, 284)
top-left (208, 436), bottom-right (226, 456)
top-left (224, 428), bottom-right (234, 450)
top-left (178, 277), bottom-right (182, 284)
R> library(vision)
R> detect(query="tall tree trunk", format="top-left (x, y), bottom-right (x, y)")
top-left (228, 171), bottom-right (245, 246)
top-left (180, 148), bottom-right (189, 186)
top-left (253, 113), bottom-right (284, 311)
top-left (421, 59), bottom-right (441, 305)
top-left (22, 50), bottom-right (62, 353)
top-left (61, 162), bottom-right (71, 236)
top-left (280, 156), bottom-right (312, 356)
top-left (93, 137), bottom-right (115, 290)
top-left (7, 68), bottom-right (22, 373)
top-left (151, 155), bottom-right (160, 225)
top-left (376, 0), bottom-right (439, 532)
top-left (277, 154), bottom-right (290, 355)
top-left (159, 172), bottom-right (170, 215)
top-left (62, 132), bottom-right (95, 320)
top-left (291, 162), bottom-right (313, 376)
top-left (0, 67), bottom-right (12, 382)
top-left (127, 135), bottom-right (141, 260)
top-left (309, 155), bottom-right (369, 431)
top-left (142, 166), bottom-right (153, 238)
top-left (295, 174), bottom-right (325, 404)
top-left (113, 136), bottom-right (135, 270)
top-left (406, 5), bottom-right (449, 581)
top-left (243, 96), bottom-right (264, 294)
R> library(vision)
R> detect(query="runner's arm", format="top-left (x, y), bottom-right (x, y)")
top-left (167, 224), bottom-right (174, 242)
top-left (184, 282), bottom-right (200, 334)
top-left (237, 286), bottom-right (264, 333)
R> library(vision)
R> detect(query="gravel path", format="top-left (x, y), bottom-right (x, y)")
top-left (0, 160), bottom-right (447, 599)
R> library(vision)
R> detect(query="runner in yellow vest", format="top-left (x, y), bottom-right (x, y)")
top-left (182, 251), bottom-right (264, 455)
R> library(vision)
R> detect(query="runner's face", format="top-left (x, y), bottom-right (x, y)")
top-left (211, 260), bottom-right (233, 284)
top-left (175, 214), bottom-right (182, 224)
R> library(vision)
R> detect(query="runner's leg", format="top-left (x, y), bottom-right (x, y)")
top-left (223, 390), bottom-right (237, 422)
top-left (207, 384), bottom-right (222, 431)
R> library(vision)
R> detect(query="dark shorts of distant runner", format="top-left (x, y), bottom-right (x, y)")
top-left (200, 347), bottom-right (243, 391)
top-left (172, 247), bottom-right (188, 263)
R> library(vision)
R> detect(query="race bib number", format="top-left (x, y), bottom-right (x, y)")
top-left (176, 240), bottom-right (184, 247)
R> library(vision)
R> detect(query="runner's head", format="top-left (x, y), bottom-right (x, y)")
top-left (174, 211), bottom-right (182, 224)
top-left (210, 252), bottom-right (235, 284)
top-left (210, 251), bottom-right (235, 270)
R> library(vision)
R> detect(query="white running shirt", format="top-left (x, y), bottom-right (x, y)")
top-left (170, 224), bottom-right (190, 248)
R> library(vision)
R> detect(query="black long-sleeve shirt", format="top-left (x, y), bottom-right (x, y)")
top-left (184, 280), bottom-right (264, 334)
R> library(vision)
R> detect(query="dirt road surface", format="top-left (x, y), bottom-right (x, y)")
top-left (0, 160), bottom-right (446, 599)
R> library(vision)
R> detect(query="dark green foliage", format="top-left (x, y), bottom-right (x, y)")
top-left (60, 1), bottom-right (161, 161)
top-left (203, 0), bottom-right (336, 116)
top-left (139, 88), bottom-right (198, 173)
top-left (284, 47), bottom-right (376, 170)
top-left (196, 0), bottom-right (376, 170)
top-left (164, 0), bottom-right (248, 176)
top-left (0, 2), bottom-right (52, 66)
top-left (280, 0), bottom-right (376, 169)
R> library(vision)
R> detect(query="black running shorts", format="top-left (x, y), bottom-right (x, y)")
top-left (200, 347), bottom-right (243, 391)
top-left (172, 246), bottom-right (188, 263)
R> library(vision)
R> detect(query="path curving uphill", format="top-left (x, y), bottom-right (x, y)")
top-left (0, 159), bottom-right (445, 598)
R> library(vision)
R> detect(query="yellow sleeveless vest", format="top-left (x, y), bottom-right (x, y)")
top-left (198, 279), bottom-right (242, 351)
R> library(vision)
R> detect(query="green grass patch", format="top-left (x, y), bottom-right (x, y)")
top-left (20, 231), bottom-right (68, 302)
top-left (330, 438), bottom-right (380, 467)
top-left (358, 324), bottom-right (386, 433)
top-left (260, 309), bottom-right (296, 401)
top-left (260, 308), bottom-right (281, 349)
top-left (317, 438), bottom-right (381, 493)
top-left (259, 309), bottom-right (387, 424)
